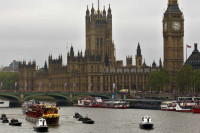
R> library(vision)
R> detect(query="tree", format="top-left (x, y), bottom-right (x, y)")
top-left (148, 68), bottom-right (171, 92)
top-left (0, 72), bottom-right (18, 90)
top-left (175, 65), bottom-right (193, 93)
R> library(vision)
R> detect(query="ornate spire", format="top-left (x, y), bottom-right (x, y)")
top-left (98, 0), bottom-right (99, 10)
top-left (103, 5), bottom-right (106, 15)
top-left (159, 58), bottom-right (162, 68)
top-left (108, 4), bottom-right (111, 14)
top-left (86, 5), bottom-right (89, 15)
top-left (91, 3), bottom-right (94, 14)
top-left (136, 43), bottom-right (141, 56)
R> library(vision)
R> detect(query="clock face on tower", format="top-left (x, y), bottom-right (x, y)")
top-left (172, 21), bottom-right (181, 31)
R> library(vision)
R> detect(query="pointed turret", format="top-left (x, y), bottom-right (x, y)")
top-left (107, 4), bottom-right (112, 20)
top-left (86, 5), bottom-right (89, 15)
top-left (136, 43), bottom-right (143, 68)
top-left (44, 60), bottom-right (47, 70)
top-left (159, 58), bottom-right (163, 68)
top-left (91, 3), bottom-right (94, 15)
top-left (108, 4), bottom-right (111, 14)
top-left (103, 6), bottom-right (106, 16)
top-left (70, 46), bottom-right (74, 57)
top-left (152, 60), bottom-right (157, 68)
top-left (137, 43), bottom-right (142, 56)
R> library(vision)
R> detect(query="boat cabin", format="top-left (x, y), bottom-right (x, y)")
top-left (142, 116), bottom-right (152, 123)
top-left (37, 118), bottom-right (47, 127)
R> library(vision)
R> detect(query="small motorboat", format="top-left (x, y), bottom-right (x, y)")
top-left (2, 117), bottom-right (9, 123)
top-left (0, 114), bottom-right (7, 120)
top-left (139, 116), bottom-right (154, 129)
top-left (9, 119), bottom-right (22, 126)
top-left (33, 118), bottom-right (48, 132)
top-left (73, 112), bottom-right (82, 119)
top-left (82, 117), bottom-right (94, 124)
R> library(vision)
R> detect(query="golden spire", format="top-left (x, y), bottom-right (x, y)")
top-left (168, 0), bottom-right (178, 5)
top-left (97, 0), bottom-right (100, 13)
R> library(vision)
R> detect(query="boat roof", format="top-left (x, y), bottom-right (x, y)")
top-left (143, 116), bottom-right (151, 119)
top-left (161, 101), bottom-right (176, 104)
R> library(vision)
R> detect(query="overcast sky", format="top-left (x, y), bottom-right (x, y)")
top-left (0, 0), bottom-right (199, 67)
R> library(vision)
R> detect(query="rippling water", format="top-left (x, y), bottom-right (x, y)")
top-left (0, 107), bottom-right (200, 133)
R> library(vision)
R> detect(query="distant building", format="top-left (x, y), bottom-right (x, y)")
top-left (18, 3), bottom-right (161, 92)
top-left (185, 43), bottom-right (200, 69)
top-left (1, 60), bottom-right (19, 72)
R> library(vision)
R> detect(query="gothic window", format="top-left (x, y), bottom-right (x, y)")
top-left (100, 38), bottom-right (103, 46)
top-left (97, 77), bottom-right (100, 82)
top-left (97, 38), bottom-right (99, 49)
top-left (91, 76), bottom-right (94, 83)
top-left (91, 65), bottom-right (93, 72)
top-left (97, 65), bottom-right (100, 72)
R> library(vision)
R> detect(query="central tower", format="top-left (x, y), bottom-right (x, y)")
top-left (163, 0), bottom-right (184, 72)
top-left (85, 2), bottom-right (115, 67)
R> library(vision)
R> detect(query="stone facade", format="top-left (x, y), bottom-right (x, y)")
top-left (19, 3), bottom-right (161, 92)
top-left (163, 0), bottom-right (184, 73)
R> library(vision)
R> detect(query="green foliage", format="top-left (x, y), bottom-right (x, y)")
top-left (175, 65), bottom-right (200, 93)
top-left (148, 68), bottom-right (171, 92)
top-left (0, 72), bottom-right (18, 90)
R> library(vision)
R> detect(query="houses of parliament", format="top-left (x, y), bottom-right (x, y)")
top-left (19, 0), bottom-right (183, 92)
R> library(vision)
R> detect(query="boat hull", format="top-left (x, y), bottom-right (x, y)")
top-left (161, 108), bottom-right (176, 111)
top-left (26, 116), bottom-right (59, 126)
top-left (34, 126), bottom-right (48, 132)
top-left (82, 120), bottom-right (94, 124)
top-left (139, 123), bottom-right (154, 129)
top-left (192, 108), bottom-right (200, 113)
top-left (176, 110), bottom-right (192, 112)
top-left (9, 123), bottom-right (22, 126)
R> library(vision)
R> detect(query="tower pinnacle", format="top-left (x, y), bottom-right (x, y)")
top-left (98, 0), bottom-right (99, 10)
top-left (168, 0), bottom-right (178, 5)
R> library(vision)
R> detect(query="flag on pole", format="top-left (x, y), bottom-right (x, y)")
top-left (187, 45), bottom-right (191, 48)
top-left (49, 83), bottom-right (51, 87)
top-left (89, 82), bottom-right (92, 87)
top-left (15, 82), bottom-right (18, 87)
top-left (40, 82), bottom-right (42, 87)
top-left (73, 83), bottom-right (75, 87)
top-left (113, 83), bottom-right (115, 89)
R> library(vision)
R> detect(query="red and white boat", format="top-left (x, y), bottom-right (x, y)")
top-left (25, 104), bottom-right (60, 126)
top-left (192, 106), bottom-right (200, 113)
top-left (161, 101), bottom-right (176, 111)
top-left (175, 102), bottom-right (195, 112)
top-left (78, 97), bottom-right (130, 109)
top-left (78, 97), bottom-right (102, 107)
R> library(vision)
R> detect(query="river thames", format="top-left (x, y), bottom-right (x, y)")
top-left (0, 107), bottom-right (200, 133)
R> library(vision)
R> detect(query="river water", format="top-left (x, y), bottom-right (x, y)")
top-left (0, 107), bottom-right (200, 133)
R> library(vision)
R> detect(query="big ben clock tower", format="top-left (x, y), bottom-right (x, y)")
top-left (163, 0), bottom-right (184, 72)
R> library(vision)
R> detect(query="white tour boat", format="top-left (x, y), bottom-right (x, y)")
top-left (0, 99), bottom-right (9, 108)
top-left (139, 116), bottom-right (154, 129)
top-left (33, 118), bottom-right (48, 132)
top-left (161, 101), bottom-right (176, 111)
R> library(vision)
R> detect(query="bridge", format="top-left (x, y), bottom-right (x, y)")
top-left (0, 91), bottom-right (113, 106)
